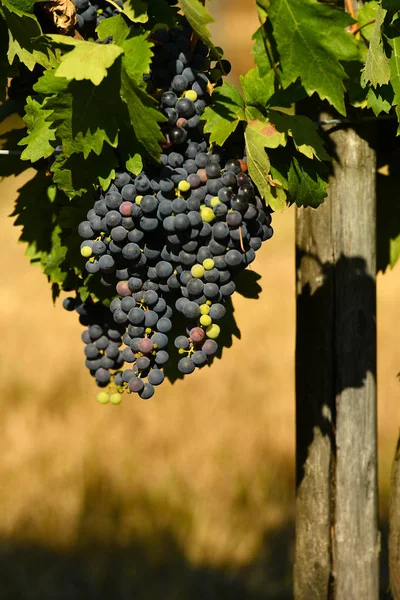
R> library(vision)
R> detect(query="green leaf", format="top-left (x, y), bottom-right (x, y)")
top-left (388, 22), bottom-right (400, 131)
top-left (244, 120), bottom-right (288, 210)
top-left (43, 71), bottom-right (120, 158)
top-left (2, 4), bottom-right (57, 70)
top-left (18, 96), bottom-right (57, 161)
top-left (266, 0), bottom-right (358, 115)
top-left (178, 0), bottom-right (215, 52)
top-left (390, 234), bottom-right (400, 268)
top-left (51, 146), bottom-right (118, 198)
top-left (288, 154), bottom-right (328, 208)
top-left (41, 226), bottom-right (68, 285)
top-left (267, 111), bottom-right (329, 161)
top-left (366, 84), bottom-right (394, 115)
top-left (117, 123), bottom-right (144, 174)
top-left (146, 0), bottom-right (179, 27)
top-left (120, 31), bottom-right (153, 84)
top-left (11, 170), bottom-right (55, 256)
top-left (120, 66), bottom-right (165, 160)
top-left (2, 0), bottom-right (47, 14)
top-left (48, 35), bottom-right (124, 85)
top-left (34, 68), bottom-right (70, 94)
top-left (382, 0), bottom-right (400, 11)
top-left (240, 67), bottom-right (275, 109)
top-left (121, 0), bottom-right (148, 22)
top-left (252, 21), bottom-right (280, 77)
top-left (357, 1), bottom-right (379, 44)
top-left (362, 7), bottom-right (391, 88)
top-left (96, 14), bottom-right (129, 42)
top-left (201, 82), bottom-right (245, 146)
top-left (0, 18), bottom-right (9, 102)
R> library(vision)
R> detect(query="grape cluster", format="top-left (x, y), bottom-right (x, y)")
top-left (68, 17), bottom-right (274, 403)
top-left (72, 0), bottom-right (121, 36)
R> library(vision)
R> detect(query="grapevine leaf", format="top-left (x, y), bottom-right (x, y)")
top-left (117, 123), bottom-right (144, 175)
top-left (18, 96), bottom-right (57, 161)
top-left (240, 67), bottom-right (275, 110)
top-left (51, 146), bottom-right (118, 198)
top-left (267, 111), bottom-right (329, 161)
top-left (382, 0), bottom-right (400, 11)
top-left (48, 35), bottom-right (124, 85)
top-left (146, 0), bottom-right (179, 27)
top-left (2, 0), bottom-right (47, 13)
top-left (121, 0), bottom-right (148, 22)
top-left (252, 21), bottom-right (280, 77)
top-left (0, 18), bottom-right (9, 102)
top-left (244, 120), bottom-right (289, 211)
top-left (120, 31), bottom-right (153, 84)
top-left (288, 154), bottom-right (328, 208)
top-left (357, 1), bottom-right (379, 44)
top-left (390, 234), bottom-right (400, 268)
top-left (178, 0), bottom-right (215, 51)
top-left (41, 226), bottom-right (68, 285)
top-left (96, 14), bottom-right (129, 42)
top-left (366, 85), bottom-right (394, 115)
top-left (388, 22), bottom-right (400, 131)
top-left (201, 82), bottom-right (245, 146)
top-left (266, 0), bottom-right (358, 115)
top-left (11, 170), bottom-right (55, 255)
top-left (43, 71), bottom-right (120, 158)
top-left (344, 60), bottom-right (369, 108)
top-left (34, 68), bottom-right (70, 94)
top-left (2, 4), bottom-right (57, 70)
top-left (362, 7), bottom-right (390, 88)
top-left (120, 67), bottom-right (165, 160)
top-left (247, 116), bottom-right (286, 150)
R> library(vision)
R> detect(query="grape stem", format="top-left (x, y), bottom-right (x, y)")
top-left (103, 0), bottom-right (123, 13)
top-left (239, 226), bottom-right (246, 253)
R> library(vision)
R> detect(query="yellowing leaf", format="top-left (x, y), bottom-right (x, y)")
top-left (48, 35), bottom-right (124, 85)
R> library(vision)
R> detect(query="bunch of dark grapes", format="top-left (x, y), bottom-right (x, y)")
top-left (65, 17), bottom-right (274, 404)
top-left (73, 0), bottom-right (121, 37)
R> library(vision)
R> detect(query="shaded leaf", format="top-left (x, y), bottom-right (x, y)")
top-left (19, 96), bottom-right (57, 161)
top-left (267, 110), bottom-right (330, 161)
top-left (201, 82), bottom-right (245, 146)
top-left (178, 0), bottom-right (215, 53)
top-left (120, 66), bottom-right (165, 160)
top-left (51, 146), bottom-right (118, 198)
top-left (288, 154), bottom-right (328, 208)
top-left (240, 67), bottom-right (275, 110)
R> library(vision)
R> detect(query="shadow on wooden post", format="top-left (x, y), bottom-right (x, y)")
top-left (295, 115), bottom-right (379, 599)
top-left (389, 435), bottom-right (400, 599)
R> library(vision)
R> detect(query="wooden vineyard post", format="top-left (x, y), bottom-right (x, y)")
top-left (295, 114), bottom-right (379, 599)
top-left (389, 435), bottom-right (400, 599)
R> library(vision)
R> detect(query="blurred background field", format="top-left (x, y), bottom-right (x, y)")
top-left (0, 1), bottom-right (399, 598)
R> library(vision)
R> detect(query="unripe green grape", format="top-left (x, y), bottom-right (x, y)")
top-left (200, 314), bottom-right (212, 327)
top-left (191, 264), bottom-right (205, 278)
top-left (200, 303), bottom-right (210, 315)
top-left (97, 392), bottom-right (109, 404)
top-left (110, 393), bottom-right (122, 405)
top-left (200, 207), bottom-right (215, 223)
top-left (81, 245), bottom-right (93, 258)
top-left (206, 324), bottom-right (220, 339)
top-left (178, 180), bottom-right (191, 193)
top-left (203, 258), bottom-right (215, 270)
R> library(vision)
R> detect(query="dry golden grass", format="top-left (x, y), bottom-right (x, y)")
top-left (0, 2), bottom-right (399, 598)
